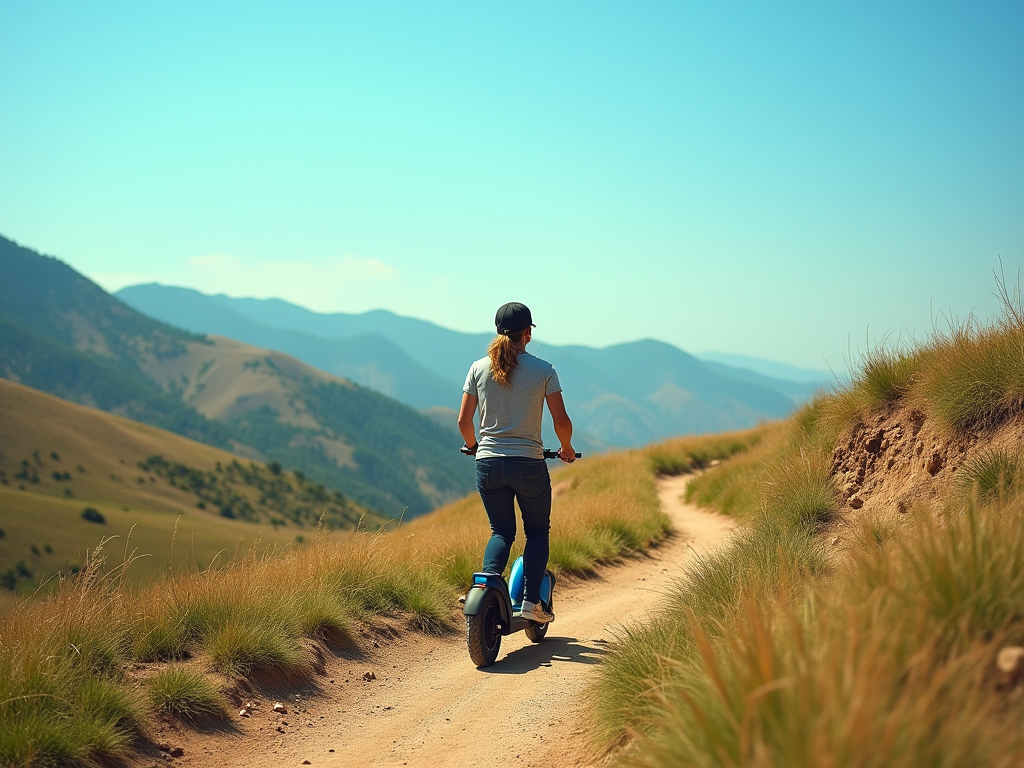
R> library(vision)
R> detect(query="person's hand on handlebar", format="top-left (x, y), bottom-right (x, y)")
top-left (558, 444), bottom-right (577, 463)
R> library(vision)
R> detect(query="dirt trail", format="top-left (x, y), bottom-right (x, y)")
top-left (159, 477), bottom-right (735, 768)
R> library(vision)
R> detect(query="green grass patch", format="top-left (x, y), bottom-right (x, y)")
top-left (147, 668), bottom-right (225, 721)
top-left (919, 316), bottom-right (1024, 432)
top-left (647, 434), bottom-right (759, 478)
top-left (595, 515), bottom-right (827, 743)
top-left (955, 447), bottom-right (1022, 503)
top-left (0, 553), bottom-right (142, 767)
top-left (203, 616), bottom-right (305, 678)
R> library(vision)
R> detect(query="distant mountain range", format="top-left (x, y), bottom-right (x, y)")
top-left (0, 235), bottom-right (472, 518)
top-left (116, 284), bottom-right (830, 448)
top-left (696, 351), bottom-right (835, 385)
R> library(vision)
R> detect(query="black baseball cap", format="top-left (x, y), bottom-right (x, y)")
top-left (495, 302), bottom-right (536, 335)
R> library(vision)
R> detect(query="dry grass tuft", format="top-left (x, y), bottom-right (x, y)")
top-left (147, 668), bottom-right (226, 721)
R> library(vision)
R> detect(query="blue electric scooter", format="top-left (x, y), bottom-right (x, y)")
top-left (460, 447), bottom-right (581, 667)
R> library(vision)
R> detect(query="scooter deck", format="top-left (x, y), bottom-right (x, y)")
top-left (508, 615), bottom-right (537, 633)
top-left (508, 610), bottom-right (554, 633)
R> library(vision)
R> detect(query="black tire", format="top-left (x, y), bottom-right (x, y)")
top-left (466, 590), bottom-right (503, 667)
top-left (524, 621), bottom-right (548, 643)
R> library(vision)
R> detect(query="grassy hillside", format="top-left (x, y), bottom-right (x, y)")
top-left (594, 282), bottom-right (1024, 765)
top-left (0, 378), bottom-right (386, 598)
top-left (0, 420), bottom-right (754, 767)
top-left (0, 234), bottom-right (473, 517)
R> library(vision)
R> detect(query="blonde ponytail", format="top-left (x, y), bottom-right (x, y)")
top-left (488, 330), bottom-right (525, 387)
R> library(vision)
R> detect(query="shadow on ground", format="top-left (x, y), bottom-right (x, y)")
top-left (480, 636), bottom-right (608, 675)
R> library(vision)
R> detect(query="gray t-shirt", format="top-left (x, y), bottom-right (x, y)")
top-left (463, 351), bottom-right (562, 460)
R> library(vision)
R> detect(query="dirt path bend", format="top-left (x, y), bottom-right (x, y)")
top-left (162, 476), bottom-right (735, 768)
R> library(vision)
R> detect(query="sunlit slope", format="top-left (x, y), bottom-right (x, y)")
top-left (0, 378), bottom-right (384, 593)
top-left (135, 334), bottom-right (470, 513)
top-left (138, 335), bottom-right (354, 458)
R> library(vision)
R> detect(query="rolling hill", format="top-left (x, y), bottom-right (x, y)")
top-left (0, 377), bottom-right (388, 600)
top-left (117, 284), bottom-right (809, 446)
top-left (0, 235), bottom-right (473, 517)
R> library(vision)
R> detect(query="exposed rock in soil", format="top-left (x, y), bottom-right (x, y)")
top-left (997, 646), bottom-right (1024, 690)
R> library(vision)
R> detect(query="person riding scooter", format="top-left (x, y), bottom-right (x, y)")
top-left (457, 302), bottom-right (576, 624)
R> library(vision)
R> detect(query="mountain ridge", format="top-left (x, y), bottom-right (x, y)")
top-left (117, 283), bottom-right (803, 446)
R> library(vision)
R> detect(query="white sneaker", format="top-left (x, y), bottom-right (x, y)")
top-left (520, 600), bottom-right (554, 624)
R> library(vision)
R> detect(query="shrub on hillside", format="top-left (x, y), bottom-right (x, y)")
top-left (81, 507), bottom-right (106, 524)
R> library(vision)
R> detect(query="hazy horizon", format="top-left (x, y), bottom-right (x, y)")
top-left (111, 277), bottom-right (836, 378)
top-left (2, 2), bottom-right (1021, 371)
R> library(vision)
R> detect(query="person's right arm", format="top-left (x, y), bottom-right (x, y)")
top-left (457, 392), bottom-right (478, 451)
top-left (545, 391), bottom-right (576, 463)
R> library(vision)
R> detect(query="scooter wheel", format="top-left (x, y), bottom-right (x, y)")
top-left (524, 621), bottom-right (548, 643)
top-left (466, 590), bottom-right (502, 667)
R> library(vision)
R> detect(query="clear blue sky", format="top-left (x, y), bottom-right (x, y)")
top-left (2, 1), bottom-right (1021, 371)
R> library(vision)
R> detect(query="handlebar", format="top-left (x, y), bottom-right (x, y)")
top-left (460, 445), bottom-right (582, 459)
top-left (543, 449), bottom-right (582, 459)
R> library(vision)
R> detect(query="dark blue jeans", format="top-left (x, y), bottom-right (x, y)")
top-left (476, 457), bottom-right (551, 604)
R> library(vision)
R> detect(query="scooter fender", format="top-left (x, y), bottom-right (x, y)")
top-left (462, 586), bottom-right (493, 616)
top-left (463, 573), bottom-right (512, 627)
